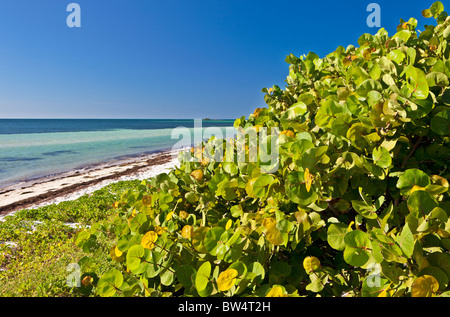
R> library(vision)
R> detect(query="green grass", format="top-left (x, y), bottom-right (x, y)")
top-left (0, 179), bottom-right (141, 297)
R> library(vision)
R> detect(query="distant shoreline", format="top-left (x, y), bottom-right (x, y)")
top-left (0, 148), bottom-right (182, 219)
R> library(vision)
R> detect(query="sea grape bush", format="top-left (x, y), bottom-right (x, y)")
top-left (75, 2), bottom-right (450, 297)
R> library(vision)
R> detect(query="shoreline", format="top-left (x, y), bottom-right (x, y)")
top-left (0, 148), bottom-right (183, 219)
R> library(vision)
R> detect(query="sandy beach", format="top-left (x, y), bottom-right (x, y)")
top-left (0, 149), bottom-right (182, 219)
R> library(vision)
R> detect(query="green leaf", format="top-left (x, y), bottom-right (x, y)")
top-left (253, 174), bottom-right (274, 199)
top-left (407, 47), bottom-right (417, 65)
top-left (388, 49), bottom-right (406, 64)
top-left (394, 30), bottom-right (412, 42)
top-left (431, 110), bottom-right (450, 136)
top-left (344, 230), bottom-right (372, 267)
top-left (443, 25), bottom-right (450, 39)
top-left (427, 253), bottom-right (450, 280)
top-left (397, 223), bottom-right (415, 258)
top-left (362, 275), bottom-right (390, 297)
top-left (327, 223), bottom-right (348, 251)
top-left (204, 227), bottom-right (228, 256)
top-left (97, 269), bottom-right (123, 297)
top-left (405, 66), bottom-right (429, 99)
top-left (208, 173), bottom-right (228, 194)
top-left (126, 245), bottom-right (144, 271)
top-left (280, 101), bottom-right (307, 129)
top-left (356, 79), bottom-right (383, 97)
top-left (285, 171), bottom-right (318, 206)
top-left (195, 261), bottom-right (212, 292)
top-left (160, 268), bottom-right (175, 286)
top-left (396, 169), bottom-right (431, 196)
top-left (371, 231), bottom-right (405, 263)
top-left (315, 99), bottom-right (343, 128)
top-left (290, 139), bottom-right (315, 160)
top-left (422, 9), bottom-right (432, 18)
top-left (407, 190), bottom-right (439, 218)
top-left (430, 1), bottom-right (444, 18)
top-left (426, 72), bottom-right (449, 88)
top-left (177, 265), bottom-right (196, 289)
top-left (419, 266), bottom-right (449, 290)
top-left (331, 113), bottom-right (353, 137)
top-left (229, 261), bottom-right (247, 279)
top-left (217, 178), bottom-right (238, 201)
top-left (306, 272), bottom-right (328, 293)
top-left (405, 98), bottom-right (434, 119)
top-left (372, 146), bottom-right (392, 169)
top-left (74, 230), bottom-right (90, 247)
top-left (352, 200), bottom-right (378, 219)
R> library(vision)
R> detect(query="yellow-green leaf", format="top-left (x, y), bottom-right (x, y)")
top-left (142, 195), bottom-right (152, 206)
top-left (179, 210), bottom-right (189, 219)
top-left (217, 269), bottom-right (238, 292)
top-left (141, 231), bottom-right (158, 250)
top-left (190, 169), bottom-right (204, 181)
top-left (262, 217), bottom-right (277, 230)
top-left (411, 275), bottom-right (439, 297)
top-left (303, 256), bottom-right (321, 273)
top-left (181, 225), bottom-right (193, 240)
top-left (266, 227), bottom-right (284, 245)
top-left (109, 245), bottom-right (124, 262)
top-left (266, 285), bottom-right (287, 297)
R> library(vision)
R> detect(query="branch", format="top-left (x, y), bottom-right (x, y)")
top-left (401, 136), bottom-right (424, 169)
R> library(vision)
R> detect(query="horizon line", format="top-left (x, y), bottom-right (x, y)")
top-left (0, 118), bottom-right (236, 120)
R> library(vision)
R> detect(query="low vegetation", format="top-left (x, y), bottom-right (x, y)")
top-left (1, 2), bottom-right (449, 297)
top-left (0, 180), bottom-right (140, 296)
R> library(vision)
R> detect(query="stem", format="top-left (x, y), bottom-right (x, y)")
top-left (313, 270), bottom-right (334, 296)
top-left (142, 259), bottom-right (176, 274)
top-left (401, 136), bottom-right (424, 169)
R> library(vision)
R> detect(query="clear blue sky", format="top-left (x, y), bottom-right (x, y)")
top-left (0, 0), bottom-right (440, 119)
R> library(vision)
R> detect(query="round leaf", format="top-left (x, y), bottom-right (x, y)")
top-left (97, 269), bottom-right (123, 297)
top-left (266, 285), bottom-right (287, 297)
top-left (431, 110), bottom-right (450, 136)
top-left (411, 275), bottom-right (439, 297)
top-left (176, 265), bottom-right (196, 289)
top-left (126, 245), bottom-right (144, 271)
top-left (217, 269), bottom-right (238, 292)
top-left (407, 190), bottom-right (438, 218)
top-left (419, 266), bottom-right (449, 290)
top-left (344, 230), bottom-right (372, 267)
top-left (181, 225), bottom-right (194, 240)
top-left (141, 231), bottom-right (158, 250)
top-left (195, 261), bottom-right (212, 292)
top-left (190, 169), bottom-right (204, 181)
top-left (285, 171), bottom-right (318, 206)
top-left (303, 256), bottom-right (321, 273)
top-left (266, 227), bottom-right (284, 246)
top-left (396, 169), bottom-right (431, 195)
top-left (327, 223), bottom-right (348, 251)
top-left (372, 146), bottom-right (392, 169)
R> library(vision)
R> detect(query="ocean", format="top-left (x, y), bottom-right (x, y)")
top-left (0, 119), bottom-right (235, 188)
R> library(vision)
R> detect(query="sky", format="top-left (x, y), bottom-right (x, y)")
top-left (0, 0), bottom-right (442, 119)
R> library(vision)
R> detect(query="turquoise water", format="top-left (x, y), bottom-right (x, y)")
top-left (0, 119), bottom-right (234, 188)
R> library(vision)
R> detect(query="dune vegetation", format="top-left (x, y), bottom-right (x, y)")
top-left (1, 2), bottom-right (449, 297)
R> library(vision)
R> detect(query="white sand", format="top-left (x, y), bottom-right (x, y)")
top-left (0, 149), bottom-right (183, 220)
